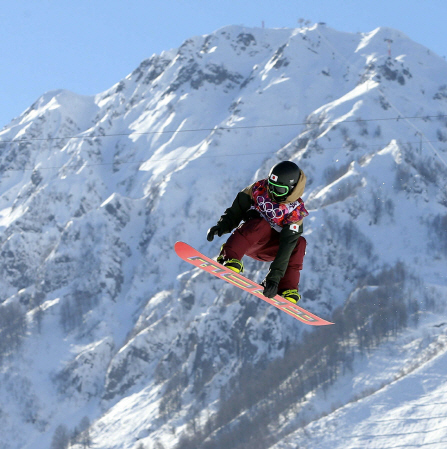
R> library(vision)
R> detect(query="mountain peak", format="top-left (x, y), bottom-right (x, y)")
top-left (1, 23), bottom-right (447, 449)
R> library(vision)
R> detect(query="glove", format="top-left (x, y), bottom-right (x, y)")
top-left (207, 224), bottom-right (224, 242)
top-left (262, 279), bottom-right (279, 298)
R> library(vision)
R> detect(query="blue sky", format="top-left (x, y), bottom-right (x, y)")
top-left (1, 0), bottom-right (446, 128)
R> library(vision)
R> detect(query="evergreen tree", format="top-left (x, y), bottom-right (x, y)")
top-left (51, 425), bottom-right (69, 449)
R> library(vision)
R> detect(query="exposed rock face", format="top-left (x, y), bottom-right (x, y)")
top-left (0, 23), bottom-right (447, 449)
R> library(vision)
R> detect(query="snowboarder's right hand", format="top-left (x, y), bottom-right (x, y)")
top-left (207, 225), bottom-right (224, 242)
top-left (262, 279), bottom-right (279, 298)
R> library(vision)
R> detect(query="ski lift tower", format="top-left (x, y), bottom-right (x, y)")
top-left (384, 38), bottom-right (393, 57)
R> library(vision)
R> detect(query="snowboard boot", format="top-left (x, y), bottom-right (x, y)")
top-left (223, 259), bottom-right (244, 273)
top-left (280, 289), bottom-right (301, 304)
top-left (217, 245), bottom-right (244, 274)
top-left (216, 246), bottom-right (225, 265)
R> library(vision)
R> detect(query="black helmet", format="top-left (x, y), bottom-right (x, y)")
top-left (267, 161), bottom-right (301, 201)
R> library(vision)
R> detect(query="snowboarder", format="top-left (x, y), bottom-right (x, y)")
top-left (207, 161), bottom-right (308, 304)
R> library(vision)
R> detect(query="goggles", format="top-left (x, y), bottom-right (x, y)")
top-left (268, 179), bottom-right (290, 197)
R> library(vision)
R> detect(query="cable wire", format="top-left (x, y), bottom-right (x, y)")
top-left (1, 113), bottom-right (447, 144)
top-left (1, 137), bottom-right (445, 174)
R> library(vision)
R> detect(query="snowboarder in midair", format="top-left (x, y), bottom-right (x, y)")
top-left (207, 161), bottom-right (308, 303)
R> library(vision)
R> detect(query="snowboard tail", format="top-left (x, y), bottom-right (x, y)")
top-left (175, 241), bottom-right (333, 326)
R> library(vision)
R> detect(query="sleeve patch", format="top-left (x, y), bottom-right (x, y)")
top-left (289, 223), bottom-right (300, 232)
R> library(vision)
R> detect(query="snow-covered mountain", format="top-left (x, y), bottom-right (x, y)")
top-left (1, 23), bottom-right (447, 449)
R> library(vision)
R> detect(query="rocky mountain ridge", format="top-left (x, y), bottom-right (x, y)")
top-left (0, 23), bottom-right (447, 449)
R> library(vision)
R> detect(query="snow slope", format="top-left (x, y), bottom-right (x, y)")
top-left (274, 315), bottom-right (447, 449)
top-left (0, 23), bottom-right (446, 449)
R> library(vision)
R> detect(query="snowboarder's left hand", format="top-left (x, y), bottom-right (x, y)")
top-left (207, 224), bottom-right (225, 241)
top-left (262, 279), bottom-right (279, 298)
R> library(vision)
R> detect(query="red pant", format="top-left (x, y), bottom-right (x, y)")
top-left (220, 218), bottom-right (306, 292)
